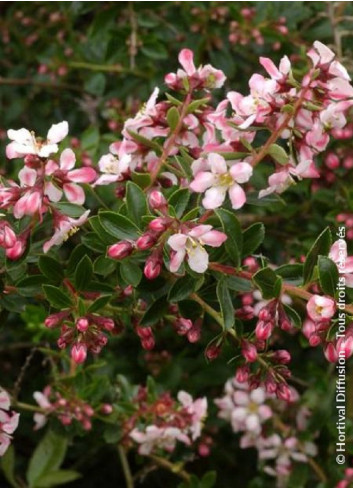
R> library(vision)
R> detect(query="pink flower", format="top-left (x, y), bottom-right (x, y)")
top-left (13, 167), bottom-right (42, 219)
top-left (306, 294), bottom-right (336, 322)
top-left (259, 160), bottom-right (315, 199)
top-left (6, 121), bottom-right (68, 159)
top-left (215, 380), bottom-right (272, 435)
top-left (94, 141), bottom-right (131, 186)
top-left (130, 425), bottom-right (190, 455)
top-left (167, 224), bottom-right (227, 274)
top-left (45, 148), bottom-right (96, 205)
top-left (165, 49), bottom-right (226, 91)
top-left (43, 210), bottom-right (90, 253)
top-left (0, 387), bottom-right (20, 457)
top-left (33, 389), bottom-right (52, 430)
top-left (177, 391), bottom-right (207, 440)
top-left (329, 240), bottom-right (353, 287)
top-left (190, 153), bottom-right (252, 209)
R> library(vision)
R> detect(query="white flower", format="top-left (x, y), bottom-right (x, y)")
top-left (6, 121), bottom-right (68, 159)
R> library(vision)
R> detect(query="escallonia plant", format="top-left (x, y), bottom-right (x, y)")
top-left (1, 40), bottom-right (353, 486)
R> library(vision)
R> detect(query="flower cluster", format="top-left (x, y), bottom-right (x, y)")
top-left (1, 121), bottom-right (94, 258)
top-left (33, 386), bottom-right (97, 431)
top-left (215, 378), bottom-right (317, 484)
top-left (45, 310), bottom-right (117, 364)
top-left (0, 388), bottom-right (20, 456)
top-left (126, 387), bottom-right (207, 455)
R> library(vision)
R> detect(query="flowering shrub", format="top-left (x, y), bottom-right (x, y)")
top-left (1, 3), bottom-right (353, 488)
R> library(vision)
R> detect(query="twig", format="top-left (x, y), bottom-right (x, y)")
top-left (147, 454), bottom-right (191, 484)
top-left (118, 445), bottom-right (134, 488)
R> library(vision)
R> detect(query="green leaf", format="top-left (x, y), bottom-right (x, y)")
top-left (242, 223), bottom-right (265, 256)
top-left (120, 261), bottom-right (142, 287)
top-left (27, 430), bottom-right (68, 487)
top-left (283, 304), bottom-right (302, 329)
top-left (34, 470), bottom-right (80, 488)
top-left (267, 143), bottom-right (288, 164)
top-left (42, 285), bottom-right (73, 309)
top-left (131, 171), bottom-right (152, 189)
top-left (16, 275), bottom-right (46, 296)
top-left (126, 129), bottom-right (162, 153)
top-left (318, 255), bottom-right (339, 296)
top-left (200, 470), bottom-right (217, 488)
top-left (74, 255), bottom-right (93, 291)
top-left (38, 256), bottom-right (64, 282)
top-left (225, 275), bottom-right (252, 292)
top-left (103, 425), bottom-right (122, 444)
top-left (168, 275), bottom-right (201, 302)
top-left (303, 227), bottom-right (332, 284)
top-left (51, 203), bottom-right (86, 218)
top-left (168, 188), bottom-right (190, 218)
top-left (87, 295), bottom-right (111, 313)
top-left (166, 106), bottom-right (180, 130)
top-left (94, 256), bottom-right (116, 276)
top-left (1, 445), bottom-right (18, 487)
top-left (216, 280), bottom-right (234, 330)
top-left (186, 97), bottom-right (210, 114)
top-left (140, 297), bottom-right (168, 326)
top-left (125, 181), bottom-right (148, 228)
top-left (84, 72), bottom-right (106, 96)
top-left (99, 212), bottom-right (140, 240)
top-left (253, 267), bottom-right (282, 299)
top-left (276, 263), bottom-right (304, 280)
top-left (216, 209), bottom-right (242, 267)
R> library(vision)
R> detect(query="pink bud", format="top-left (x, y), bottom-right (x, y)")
top-left (325, 153), bottom-right (340, 169)
top-left (136, 233), bottom-right (156, 250)
top-left (71, 343), bottom-right (87, 364)
top-left (336, 335), bottom-right (353, 359)
top-left (81, 419), bottom-right (92, 431)
top-left (324, 342), bottom-right (338, 363)
top-left (76, 317), bottom-right (89, 332)
top-left (6, 239), bottom-right (26, 260)
top-left (174, 318), bottom-right (193, 335)
top-left (205, 344), bottom-right (221, 360)
top-left (141, 337), bottom-right (155, 350)
top-left (255, 320), bottom-right (274, 340)
top-left (148, 190), bottom-right (167, 211)
top-left (0, 222), bottom-right (17, 249)
top-left (198, 443), bottom-right (210, 457)
top-left (101, 403), bottom-right (113, 415)
top-left (241, 340), bottom-right (258, 363)
top-left (276, 383), bottom-right (292, 402)
top-left (265, 374), bottom-right (277, 394)
top-left (108, 241), bottom-right (134, 260)
top-left (273, 350), bottom-right (291, 364)
top-left (235, 365), bottom-right (250, 383)
top-left (187, 324), bottom-right (201, 343)
top-left (148, 217), bottom-right (170, 233)
top-left (144, 255), bottom-right (162, 280)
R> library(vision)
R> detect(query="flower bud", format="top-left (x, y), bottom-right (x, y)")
top-left (324, 342), bottom-right (338, 363)
top-left (205, 343), bottom-right (221, 360)
top-left (101, 403), bottom-right (113, 415)
top-left (276, 382), bottom-right (292, 402)
top-left (141, 337), bottom-right (155, 350)
top-left (241, 340), bottom-right (258, 363)
top-left (136, 233), bottom-right (157, 250)
top-left (273, 349), bottom-right (291, 364)
top-left (108, 241), bottom-right (134, 260)
top-left (148, 190), bottom-right (167, 211)
top-left (76, 317), bottom-right (89, 332)
top-left (235, 365), bottom-right (250, 383)
top-left (148, 217), bottom-right (170, 233)
top-left (144, 254), bottom-right (162, 280)
top-left (71, 343), bottom-right (87, 364)
top-left (255, 320), bottom-right (274, 340)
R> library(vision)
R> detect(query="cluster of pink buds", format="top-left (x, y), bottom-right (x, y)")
top-left (45, 311), bottom-right (116, 364)
top-left (0, 388), bottom-right (20, 457)
top-left (229, 8), bottom-right (288, 49)
top-left (33, 386), bottom-right (96, 431)
top-left (215, 378), bottom-right (317, 485)
top-left (108, 211), bottom-right (227, 278)
top-left (135, 326), bottom-right (155, 351)
top-left (0, 219), bottom-right (26, 260)
top-left (126, 387), bottom-right (207, 456)
top-left (255, 297), bottom-right (296, 340)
